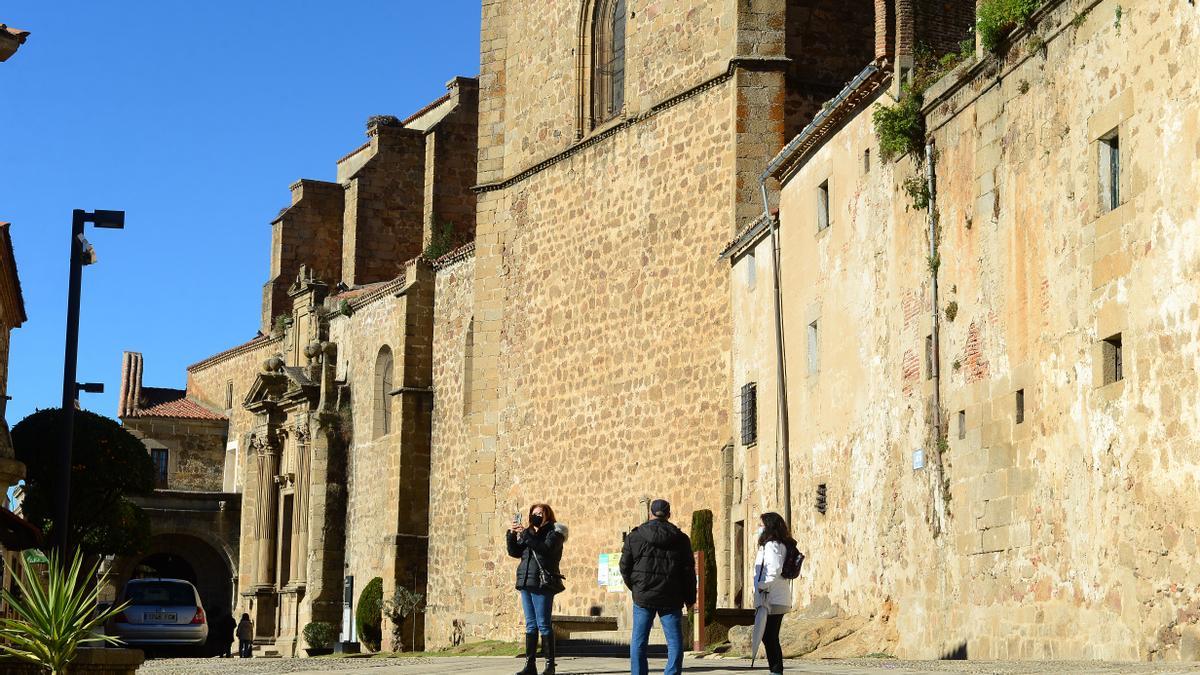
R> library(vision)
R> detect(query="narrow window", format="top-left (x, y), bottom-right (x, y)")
top-left (591, 0), bottom-right (627, 126)
top-left (745, 250), bottom-right (757, 290)
top-left (957, 410), bottom-right (966, 440)
top-left (1103, 333), bottom-right (1124, 384)
top-left (807, 320), bottom-right (819, 375)
top-left (1099, 129), bottom-right (1121, 212)
top-left (1015, 389), bottom-right (1025, 424)
top-left (863, 149), bottom-right (871, 174)
top-left (925, 335), bottom-right (934, 380)
top-left (816, 483), bottom-right (828, 515)
top-left (151, 448), bottom-right (169, 489)
top-left (817, 180), bottom-right (830, 231)
top-left (225, 380), bottom-right (234, 410)
top-left (463, 318), bottom-right (475, 416)
top-left (740, 383), bottom-right (758, 446)
top-left (374, 346), bottom-right (394, 439)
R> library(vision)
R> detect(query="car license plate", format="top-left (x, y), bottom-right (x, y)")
top-left (144, 612), bottom-right (177, 623)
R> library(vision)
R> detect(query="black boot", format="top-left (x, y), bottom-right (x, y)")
top-left (517, 632), bottom-right (538, 675)
top-left (541, 631), bottom-right (556, 675)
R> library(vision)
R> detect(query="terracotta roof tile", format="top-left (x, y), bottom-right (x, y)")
top-left (132, 396), bottom-right (226, 421)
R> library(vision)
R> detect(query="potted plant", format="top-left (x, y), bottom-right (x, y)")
top-left (303, 621), bottom-right (337, 657)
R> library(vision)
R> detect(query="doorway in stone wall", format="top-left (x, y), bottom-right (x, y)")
top-left (733, 520), bottom-right (745, 608)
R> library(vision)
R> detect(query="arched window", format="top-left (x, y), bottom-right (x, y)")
top-left (589, 0), bottom-right (626, 128)
top-left (373, 346), bottom-right (393, 439)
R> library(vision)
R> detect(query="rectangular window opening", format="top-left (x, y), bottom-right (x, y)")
top-left (745, 250), bottom-right (757, 290)
top-left (816, 483), bottom-right (828, 515)
top-left (1103, 333), bottom-right (1124, 384)
top-left (1015, 389), bottom-right (1025, 424)
top-left (863, 149), bottom-right (871, 174)
top-left (225, 381), bottom-right (234, 410)
top-left (807, 320), bottom-right (820, 375)
top-left (817, 180), bottom-right (830, 232)
top-left (740, 382), bottom-right (758, 446)
top-left (151, 448), bottom-right (169, 490)
top-left (957, 410), bottom-right (966, 440)
top-left (1099, 129), bottom-right (1121, 212)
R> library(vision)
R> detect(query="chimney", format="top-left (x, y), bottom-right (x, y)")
top-left (119, 352), bottom-right (143, 418)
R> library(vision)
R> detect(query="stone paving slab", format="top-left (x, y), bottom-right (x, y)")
top-left (139, 655), bottom-right (1200, 675)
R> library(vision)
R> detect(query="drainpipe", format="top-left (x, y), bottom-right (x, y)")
top-left (927, 142), bottom-right (943, 476)
top-left (760, 181), bottom-right (792, 527)
top-left (752, 65), bottom-right (880, 525)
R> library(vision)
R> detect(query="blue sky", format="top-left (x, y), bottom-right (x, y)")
top-left (0, 2), bottom-right (482, 424)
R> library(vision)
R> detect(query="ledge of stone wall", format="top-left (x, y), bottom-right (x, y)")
top-left (0, 647), bottom-right (145, 674)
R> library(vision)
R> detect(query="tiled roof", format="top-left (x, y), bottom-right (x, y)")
top-left (432, 241), bottom-right (476, 270)
top-left (133, 397), bottom-right (226, 421)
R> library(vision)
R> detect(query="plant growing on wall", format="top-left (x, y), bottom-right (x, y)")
top-left (902, 175), bottom-right (931, 211)
top-left (356, 577), bottom-right (384, 652)
top-left (423, 221), bottom-right (460, 261)
top-left (944, 300), bottom-right (959, 322)
top-left (976, 0), bottom-right (1042, 52)
top-left (872, 89), bottom-right (924, 162)
top-left (383, 586), bottom-right (425, 652)
top-left (689, 510), bottom-right (717, 624)
top-left (0, 551), bottom-right (127, 674)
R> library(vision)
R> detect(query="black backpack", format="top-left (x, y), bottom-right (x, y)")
top-left (780, 541), bottom-right (805, 579)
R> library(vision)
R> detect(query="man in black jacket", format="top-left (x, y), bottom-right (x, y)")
top-left (619, 499), bottom-right (695, 675)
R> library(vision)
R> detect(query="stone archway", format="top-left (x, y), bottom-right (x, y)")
top-left (112, 532), bottom-right (235, 654)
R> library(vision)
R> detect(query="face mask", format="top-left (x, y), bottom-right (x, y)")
top-left (755, 527), bottom-right (764, 538)
top-left (529, 514), bottom-right (544, 527)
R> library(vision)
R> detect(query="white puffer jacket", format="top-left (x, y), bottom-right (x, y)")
top-left (752, 541), bottom-right (792, 609)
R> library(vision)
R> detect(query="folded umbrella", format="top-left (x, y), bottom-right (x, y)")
top-left (749, 598), bottom-right (769, 666)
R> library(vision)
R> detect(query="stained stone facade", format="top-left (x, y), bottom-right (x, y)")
top-left (727, 0), bottom-right (1200, 661)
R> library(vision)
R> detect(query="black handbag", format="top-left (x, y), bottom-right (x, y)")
top-left (530, 549), bottom-right (566, 593)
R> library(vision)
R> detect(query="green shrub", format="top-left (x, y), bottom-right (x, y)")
top-left (689, 510), bottom-right (717, 623)
top-left (303, 621), bottom-right (337, 650)
top-left (977, 0), bottom-right (1041, 52)
top-left (873, 89), bottom-right (925, 162)
top-left (356, 577), bottom-right (384, 652)
top-left (902, 175), bottom-right (931, 211)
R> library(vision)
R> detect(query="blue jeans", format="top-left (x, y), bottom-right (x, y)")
top-left (519, 589), bottom-right (554, 636)
top-left (630, 604), bottom-right (684, 675)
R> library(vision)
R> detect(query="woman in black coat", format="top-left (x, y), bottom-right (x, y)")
top-left (507, 502), bottom-right (568, 675)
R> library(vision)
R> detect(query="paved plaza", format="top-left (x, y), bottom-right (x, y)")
top-left (138, 656), bottom-right (1200, 674)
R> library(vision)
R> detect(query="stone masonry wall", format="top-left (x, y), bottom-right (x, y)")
top-left (428, 79), bottom-right (740, 645)
top-left (123, 416), bottom-right (227, 491)
top-left (262, 180), bottom-right (345, 333)
top-left (426, 78), bottom-right (480, 249)
top-left (760, 0), bottom-right (1200, 660)
top-left (342, 124), bottom-right (427, 286)
top-left (426, 253), bottom-right (475, 646)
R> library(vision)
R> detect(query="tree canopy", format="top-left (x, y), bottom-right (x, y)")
top-left (12, 408), bottom-right (154, 556)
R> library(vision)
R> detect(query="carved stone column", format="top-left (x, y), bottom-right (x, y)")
top-left (292, 420), bottom-right (311, 585)
top-left (252, 431), bottom-right (280, 588)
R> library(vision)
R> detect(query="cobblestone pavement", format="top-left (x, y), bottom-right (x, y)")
top-left (138, 656), bottom-right (1200, 674)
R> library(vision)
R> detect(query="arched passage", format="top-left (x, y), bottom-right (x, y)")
top-left (112, 532), bottom-right (235, 654)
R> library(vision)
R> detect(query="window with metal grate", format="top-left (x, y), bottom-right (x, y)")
top-left (740, 382), bottom-right (757, 446)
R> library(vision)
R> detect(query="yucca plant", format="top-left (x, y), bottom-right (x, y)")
top-left (0, 551), bottom-right (127, 674)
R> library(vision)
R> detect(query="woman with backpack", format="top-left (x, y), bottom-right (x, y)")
top-left (753, 512), bottom-right (798, 675)
top-left (507, 502), bottom-right (568, 675)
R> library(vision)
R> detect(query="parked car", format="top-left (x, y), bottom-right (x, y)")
top-left (109, 578), bottom-right (208, 647)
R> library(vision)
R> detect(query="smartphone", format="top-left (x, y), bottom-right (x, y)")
top-left (512, 512), bottom-right (522, 526)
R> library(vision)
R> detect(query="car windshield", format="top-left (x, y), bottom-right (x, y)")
top-left (124, 582), bottom-right (194, 606)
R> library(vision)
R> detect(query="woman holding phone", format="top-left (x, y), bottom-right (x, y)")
top-left (507, 503), bottom-right (568, 675)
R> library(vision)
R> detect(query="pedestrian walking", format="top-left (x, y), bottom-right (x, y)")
top-left (236, 612), bottom-right (254, 658)
top-left (619, 499), bottom-right (695, 675)
top-left (753, 512), bottom-right (797, 675)
top-left (507, 502), bottom-right (568, 675)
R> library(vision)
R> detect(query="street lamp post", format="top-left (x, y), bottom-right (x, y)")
top-left (54, 209), bottom-right (123, 552)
